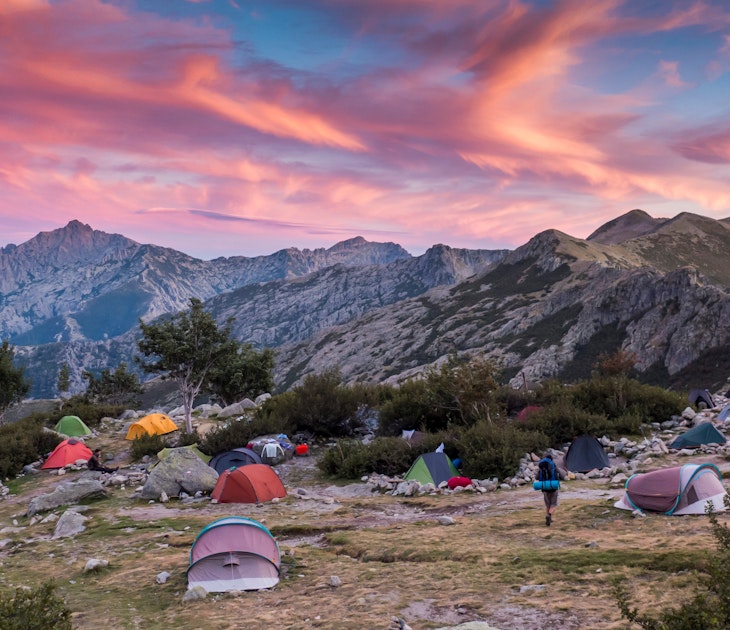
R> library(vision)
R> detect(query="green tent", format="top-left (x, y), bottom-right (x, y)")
top-left (404, 452), bottom-right (459, 486)
top-left (54, 415), bottom-right (92, 437)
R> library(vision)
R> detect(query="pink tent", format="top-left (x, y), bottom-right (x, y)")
top-left (615, 463), bottom-right (727, 515)
top-left (187, 516), bottom-right (281, 592)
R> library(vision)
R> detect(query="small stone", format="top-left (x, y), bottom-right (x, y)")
top-left (156, 571), bottom-right (171, 584)
top-left (329, 575), bottom-right (341, 587)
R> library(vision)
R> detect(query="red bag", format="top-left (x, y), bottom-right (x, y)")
top-left (447, 476), bottom-right (472, 489)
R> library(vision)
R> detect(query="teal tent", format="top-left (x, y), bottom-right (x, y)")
top-left (669, 423), bottom-right (726, 449)
top-left (404, 452), bottom-right (459, 486)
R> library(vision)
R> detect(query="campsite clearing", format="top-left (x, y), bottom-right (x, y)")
top-left (0, 447), bottom-right (729, 629)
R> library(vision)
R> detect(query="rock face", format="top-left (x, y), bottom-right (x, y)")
top-left (140, 449), bottom-right (218, 500)
top-left (5, 222), bottom-right (503, 398)
top-left (7, 210), bottom-right (730, 400)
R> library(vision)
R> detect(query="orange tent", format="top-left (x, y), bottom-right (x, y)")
top-left (211, 464), bottom-right (287, 504)
top-left (125, 413), bottom-right (178, 440)
top-left (42, 438), bottom-right (93, 470)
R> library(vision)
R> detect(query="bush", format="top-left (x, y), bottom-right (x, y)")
top-left (318, 436), bottom-right (427, 479)
top-left (0, 415), bottom-right (62, 479)
top-left (256, 371), bottom-right (370, 438)
top-left (378, 356), bottom-right (504, 435)
top-left (456, 421), bottom-right (549, 479)
top-left (129, 433), bottom-right (169, 461)
top-left (570, 376), bottom-right (684, 424)
top-left (0, 580), bottom-right (73, 629)
top-left (521, 401), bottom-right (610, 445)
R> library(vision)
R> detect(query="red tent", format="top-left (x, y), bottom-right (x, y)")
top-left (211, 464), bottom-right (286, 504)
top-left (41, 438), bottom-right (93, 470)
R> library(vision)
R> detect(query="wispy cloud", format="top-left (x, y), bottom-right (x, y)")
top-left (0, 0), bottom-right (728, 258)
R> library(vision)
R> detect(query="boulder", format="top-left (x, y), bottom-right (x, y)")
top-left (140, 449), bottom-right (218, 500)
top-left (53, 509), bottom-right (88, 538)
top-left (27, 479), bottom-right (106, 516)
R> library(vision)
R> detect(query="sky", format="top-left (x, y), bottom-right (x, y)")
top-left (1, 0), bottom-right (729, 260)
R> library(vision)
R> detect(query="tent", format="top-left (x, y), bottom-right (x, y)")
top-left (211, 464), bottom-right (286, 504)
top-left (565, 435), bottom-right (610, 473)
top-left (125, 413), bottom-right (178, 440)
top-left (403, 452), bottom-right (460, 486)
top-left (614, 463), bottom-right (727, 515)
top-left (54, 415), bottom-right (92, 437)
top-left (718, 403), bottom-right (730, 422)
top-left (187, 516), bottom-right (280, 592)
top-left (209, 447), bottom-right (262, 474)
top-left (688, 388), bottom-right (714, 409)
top-left (669, 423), bottom-right (727, 449)
top-left (41, 438), bottom-right (93, 470)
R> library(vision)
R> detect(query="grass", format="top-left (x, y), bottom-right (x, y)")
top-left (0, 447), bottom-right (727, 630)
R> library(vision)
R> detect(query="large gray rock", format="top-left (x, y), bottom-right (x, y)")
top-left (52, 509), bottom-right (89, 538)
top-left (140, 449), bottom-right (218, 500)
top-left (27, 479), bottom-right (106, 516)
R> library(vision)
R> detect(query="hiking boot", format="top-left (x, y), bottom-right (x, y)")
top-left (546, 514), bottom-right (551, 527)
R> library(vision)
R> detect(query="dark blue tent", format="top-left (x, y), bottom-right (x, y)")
top-left (209, 447), bottom-right (262, 474)
top-left (565, 435), bottom-right (610, 473)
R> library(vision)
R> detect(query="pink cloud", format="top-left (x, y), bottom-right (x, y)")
top-left (0, 0), bottom-right (728, 259)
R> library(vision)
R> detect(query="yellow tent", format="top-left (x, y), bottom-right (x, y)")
top-left (125, 413), bottom-right (178, 440)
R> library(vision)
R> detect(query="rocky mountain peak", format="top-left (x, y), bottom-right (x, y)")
top-left (587, 209), bottom-right (666, 245)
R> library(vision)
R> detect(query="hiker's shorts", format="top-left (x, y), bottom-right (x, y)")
top-left (543, 490), bottom-right (559, 509)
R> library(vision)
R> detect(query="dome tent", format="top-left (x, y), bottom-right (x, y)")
top-left (565, 435), bottom-right (610, 473)
top-left (211, 464), bottom-right (286, 504)
top-left (41, 438), bottom-right (93, 469)
top-left (614, 463), bottom-right (727, 515)
top-left (187, 516), bottom-right (280, 592)
top-left (209, 447), bottom-right (262, 474)
top-left (54, 415), bottom-right (92, 437)
top-left (125, 413), bottom-right (178, 440)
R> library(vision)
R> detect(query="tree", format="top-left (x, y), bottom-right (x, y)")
top-left (0, 340), bottom-right (30, 421)
top-left (82, 362), bottom-right (142, 406)
top-left (206, 344), bottom-right (275, 406)
top-left (57, 363), bottom-right (70, 402)
top-left (136, 298), bottom-right (235, 433)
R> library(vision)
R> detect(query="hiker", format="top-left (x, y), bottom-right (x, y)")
top-left (88, 448), bottom-right (118, 473)
top-left (537, 454), bottom-right (563, 527)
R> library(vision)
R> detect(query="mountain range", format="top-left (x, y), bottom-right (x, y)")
top-left (3, 210), bottom-right (730, 399)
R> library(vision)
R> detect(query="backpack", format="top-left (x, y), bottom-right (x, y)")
top-left (537, 457), bottom-right (557, 481)
top-left (533, 457), bottom-right (560, 491)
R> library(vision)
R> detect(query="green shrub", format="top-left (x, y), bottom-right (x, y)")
top-left (0, 580), bottom-right (73, 629)
top-left (129, 433), bottom-right (169, 461)
top-left (317, 439), bottom-right (371, 479)
top-left (318, 436), bottom-right (425, 479)
top-left (456, 421), bottom-right (549, 479)
top-left (256, 370), bottom-right (370, 438)
top-left (521, 401), bottom-right (609, 445)
top-left (0, 416), bottom-right (62, 479)
top-left (570, 376), bottom-right (684, 423)
top-left (174, 429), bottom-right (201, 447)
